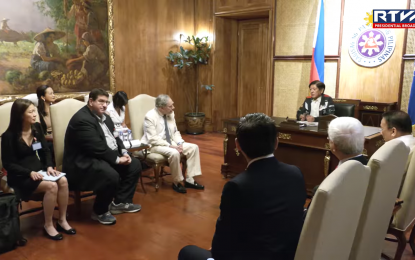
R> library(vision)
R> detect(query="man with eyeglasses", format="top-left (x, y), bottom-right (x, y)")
top-left (141, 94), bottom-right (204, 193)
top-left (63, 88), bottom-right (142, 225)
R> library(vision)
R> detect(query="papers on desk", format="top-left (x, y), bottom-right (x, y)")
top-left (123, 140), bottom-right (142, 149)
top-left (363, 126), bottom-right (381, 137)
top-left (297, 121), bottom-right (319, 127)
top-left (38, 171), bottom-right (66, 182)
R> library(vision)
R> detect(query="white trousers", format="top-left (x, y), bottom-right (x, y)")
top-left (150, 142), bottom-right (202, 183)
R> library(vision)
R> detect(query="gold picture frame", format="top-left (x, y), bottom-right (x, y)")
top-left (0, 0), bottom-right (116, 105)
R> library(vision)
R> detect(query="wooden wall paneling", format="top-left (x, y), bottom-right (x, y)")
top-left (195, 0), bottom-right (214, 132)
top-left (397, 0), bottom-right (412, 109)
top-left (215, 0), bottom-right (273, 14)
top-left (338, 0), bottom-right (407, 103)
top-left (113, 0), bottom-right (196, 129)
top-left (212, 17), bottom-right (238, 131)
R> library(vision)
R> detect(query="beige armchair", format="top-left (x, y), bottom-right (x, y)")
top-left (387, 150), bottom-right (415, 260)
top-left (0, 102), bottom-right (13, 193)
top-left (128, 94), bottom-right (187, 191)
top-left (350, 139), bottom-right (409, 260)
top-left (50, 99), bottom-right (91, 213)
top-left (295, 161), bottom-right (370, 260)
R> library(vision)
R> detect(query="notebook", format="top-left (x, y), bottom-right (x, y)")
top-left (38, 171), bottom-right (66, 182)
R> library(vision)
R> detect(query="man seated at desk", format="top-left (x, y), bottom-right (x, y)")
top-left (380, 110), bottom-right (415, 151)
top-left (297, 80), bottom-right (335, 122)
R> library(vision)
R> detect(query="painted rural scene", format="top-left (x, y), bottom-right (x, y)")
top-left (0, 0), bottom-right (109, 95)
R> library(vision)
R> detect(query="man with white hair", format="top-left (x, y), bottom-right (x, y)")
top-left (141, 94), bottom-right (204, 193)
top-left (305, 117), bottom-right (368, 219)
top-left (327, 117), bottom-right (368, 166)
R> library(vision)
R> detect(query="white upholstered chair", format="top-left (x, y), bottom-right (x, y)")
top-left (295, 160), bottom-right (371, 260)
top-left (50, 99), bottom-right (90, 212)
top-left (350, 139), bottom-right (410, 260)
top-left (0, 102), bottom-right (13, 193)
top-left (128, 94), bottom-right (187, 191)
top-left (387, 150), bottom-right (415, 259)
top-left (22, 93), bottom-right (38, 106)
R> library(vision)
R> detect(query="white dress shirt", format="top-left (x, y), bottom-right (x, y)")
top-left (247, 153), bottom-right (275, 168)
top-left (396, 134), bottom-right (415, 151)
top-left (106, 102), bottom-right (125, 128)
top-left (310, 96), bottom-right (321, 118)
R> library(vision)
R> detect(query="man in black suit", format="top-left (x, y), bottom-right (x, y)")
top-left (63, 88), bottom-right (141, 225)
top-left (178, 113), bottom-right (306, 260)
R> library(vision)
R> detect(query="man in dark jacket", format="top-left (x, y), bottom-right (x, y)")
top-left (178, 113), bottom-right (306, 260)
top-left (297, 81), bottom-right (335, 122)
top-left (63, 88), bottom-right (141, 225)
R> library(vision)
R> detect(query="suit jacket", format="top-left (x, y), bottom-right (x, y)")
top-left (141, 108), bottom-right (184, 146)
top-left (343, 155), bottom-right (368, 166)
top-left (211, 157), bottom-right (307, 260)
top-left (62, 106), bottom-right (126, 191)
top-left (297, 94), bottom-right (335, 122)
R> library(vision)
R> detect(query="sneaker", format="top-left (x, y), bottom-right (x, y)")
top-left (109, 202), bottom-right (142, 215)
top-left (91, 211), bottom-right (116, 225)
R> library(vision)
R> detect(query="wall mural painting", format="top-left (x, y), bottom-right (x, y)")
top-left (0, 0), bottom-right (114, 100)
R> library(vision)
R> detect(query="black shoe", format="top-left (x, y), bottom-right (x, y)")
top-left (172, 183), bottom-right (187, 193)
top-left (57, 222), bottom-right (76, 235)
top-left (43, 227), bottom-right (63, 241)
top-left (184, 181), bottom-right (205, 190)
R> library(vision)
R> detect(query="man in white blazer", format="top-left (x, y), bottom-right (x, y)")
top-left (141, 94), bottom-right (204, 193)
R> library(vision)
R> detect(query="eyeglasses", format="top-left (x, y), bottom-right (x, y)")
top-left (97, 100), bottom-right (110, 105)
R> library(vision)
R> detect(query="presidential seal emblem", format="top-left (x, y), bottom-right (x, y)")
top-left (348, 25), bottom-right (396, 68)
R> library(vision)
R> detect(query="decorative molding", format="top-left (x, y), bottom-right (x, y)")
top-left (223, 128), bottom-right (227, 133)
top-left (278, 132), bottom-right (291, 140)
top-left (325, 143), bottom-right (331, 150)
top-left (324, 151), bottom-right (331, 177)
top-left (402, 54), bottom-right (415, 60)
top-left (363, 149), bottom-right (368, 156)
top-left (363, 105), bottom-right (379, 111)
top-left (234, 148), bottom-right (240, 156)
top-left (224, 134), bottom-right (228, 156)
top-left (231, 126), bottom-right (236, 132)
top-left (333, 99), bottom-right (348, 102)
top-left (108, 0), bottom-right (116, 93)
top-left (273, 55), bottom-right (340, 61)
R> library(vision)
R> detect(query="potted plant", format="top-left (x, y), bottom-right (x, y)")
top-left (166, 35), bottom-right (214, 135)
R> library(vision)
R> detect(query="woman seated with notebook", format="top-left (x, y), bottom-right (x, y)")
top-left (1, 99), bottom-right (75, 241)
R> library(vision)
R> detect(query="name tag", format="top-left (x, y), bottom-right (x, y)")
top-left (32, 142), bottom-right (42, 151)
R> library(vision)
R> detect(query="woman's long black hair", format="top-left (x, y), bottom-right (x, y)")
top-left (112, 91), bottom-right (128, 111)
top-left (6, 99), bottom-right (36, 138)
top-left (36, 85), bottom-right (51, 116)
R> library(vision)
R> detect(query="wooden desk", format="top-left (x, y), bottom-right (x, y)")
top-left (221, 117), bottom-right (385, 196)
top-left (359, 101), bottom-right (397, 127)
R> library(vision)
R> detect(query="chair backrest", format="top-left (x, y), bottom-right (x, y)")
top-left (350, 139), bottom-right (409, 260)
top-left (0, 102), bottom-right (13, 137)
top-left (393, 150), bottom-right (415, 230)
top-left (22, 93), bottom-right (38, 106)
top-left (295, 161), bottom-right (371, 260)
top-left (333, 99), bottom-right (360, 119)
top-left (50, 99), bottom-right (85, 171)
top-left (128, 94), bottom-right (156, 140)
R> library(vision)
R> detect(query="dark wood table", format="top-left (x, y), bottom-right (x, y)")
top-left (221, 117), bottom-right (385, 196)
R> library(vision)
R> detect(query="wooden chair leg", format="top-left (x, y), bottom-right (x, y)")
top-left (410, 224), bottom-right (415, 255)
top-left (139, 174), bottom-right (147, 194)
top-left (389, 228), bottom-right (407, 260)
top-left (153, 164), bottom-right (161, 192)
top-left (181, 160), bottom-right (187, 180)
top-left (74, 191), bottom-right (81, 214)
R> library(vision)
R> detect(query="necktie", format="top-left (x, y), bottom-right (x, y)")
top-left (164, 115), bottom-right (171, 144)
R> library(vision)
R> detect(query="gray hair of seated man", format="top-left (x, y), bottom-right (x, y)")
top-left (155, 94), bottom-right (171, 108)
top-left (328, 117), bottom-right (365, 155)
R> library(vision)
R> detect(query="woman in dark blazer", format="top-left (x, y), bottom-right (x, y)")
top-left (297, 80), bottom-right (335, 122)
top-left (37, 85), bottom-right (56, 165)
top-left (1, 99), bottom-right (75, 240)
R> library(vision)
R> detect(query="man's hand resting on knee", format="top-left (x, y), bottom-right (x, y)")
top-left (169, 145), bottom-right (183, 153)
top-left (119, 154), bottom-right (132, 165)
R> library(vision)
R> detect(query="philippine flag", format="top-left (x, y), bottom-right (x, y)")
top-left (310, 0), bottom-right (325, 83)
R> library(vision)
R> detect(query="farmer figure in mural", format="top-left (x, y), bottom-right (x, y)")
top-left (66, 32), bottom-right (106, 82)
top-left (1, 18), bottom-right (11, 33)
top-left (67, 0), bottom-right (88, 50)
top-left (83, 1), bottom-right (104, 50)
top-left (31, 28), bottom-right (67, 73)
